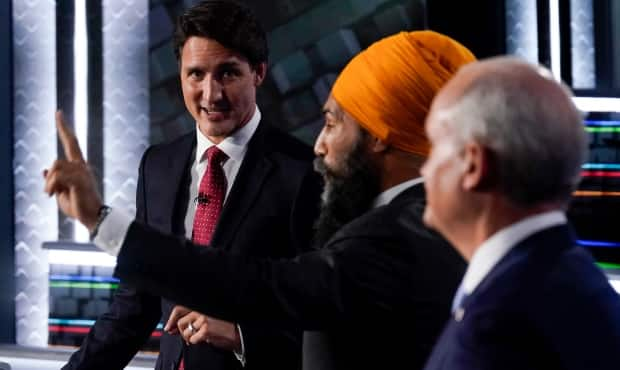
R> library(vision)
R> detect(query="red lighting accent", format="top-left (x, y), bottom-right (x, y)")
top-left (49, 325), bottom-right (162, 338)
top-left (49, 325), bottom-right (90, 334)
top-left (581, 171), bottom-right (620, 178)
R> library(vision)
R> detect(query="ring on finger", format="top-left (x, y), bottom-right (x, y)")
top-left (188, 322), bottom-right (196, 334)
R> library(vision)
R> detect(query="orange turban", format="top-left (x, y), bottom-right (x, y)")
top-left (331, 31), bottom-right (476, 155)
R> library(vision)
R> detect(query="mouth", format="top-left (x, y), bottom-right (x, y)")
top-left (200, 106), bottom-right (230, 120)
top-left (313, 157), bottom-right (340, 182)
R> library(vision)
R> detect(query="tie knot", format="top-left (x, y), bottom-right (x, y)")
top-left (206, 146), bottom-right (228, 164)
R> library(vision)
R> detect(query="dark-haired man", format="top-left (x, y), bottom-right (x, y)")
top-left (62, 1), bottom-right (320, 369)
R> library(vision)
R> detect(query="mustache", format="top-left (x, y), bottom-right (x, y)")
top-left (313, 157), bottom-right (329, 176)
top-left (201, 102), bottom-right (231, 112)
top-left (313, 156), bottom-right (342, 180)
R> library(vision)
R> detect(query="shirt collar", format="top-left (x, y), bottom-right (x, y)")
top-left (195, 105), bottom-right (261, 164)
top-left (371, 177), bottom-right (424, 208)
top-left (462, 210), bottom-right (567, 294)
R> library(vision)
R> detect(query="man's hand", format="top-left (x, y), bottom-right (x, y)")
top-left (43, 111), bottom-right (103, 232)
top-left (167, 305), bottom-right (241, 352)
top-left (164, 305), bottom-right (192, 335)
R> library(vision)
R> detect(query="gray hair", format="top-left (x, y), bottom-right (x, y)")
top-left (441, 57), bottom-right (588, 207)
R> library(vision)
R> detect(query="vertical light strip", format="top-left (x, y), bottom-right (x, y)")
top-left (549, 0), bottom-right (562, 79)
top-left (102, 0), bottom-right (149, 219)
top-left (74, 0), bottom-right (89, 242)
top-left (505, 0), bottom-right (539, 63)
top-left (13, 0), bottom-right (56, 346)
top-left (570, 0), bottom-right (595, 88)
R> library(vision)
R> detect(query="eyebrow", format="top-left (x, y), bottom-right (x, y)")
top-left (323, 107), bottom-right (344, 122)
top-left (218, 61), bottom-right (242, 69)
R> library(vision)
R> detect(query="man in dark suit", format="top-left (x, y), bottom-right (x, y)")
top-left (45, 31), bottom-right (475, 369)
top-left (420, 57), bottom-right (620, 370)
top-left (60, 1), bottom-right (321, 369)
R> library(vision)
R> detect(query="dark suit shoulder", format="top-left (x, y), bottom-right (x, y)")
top-left (442, 227), bottom-right (620, 370)
top-left (143, 131), bottom-right (194, 159)
top-left (329, 185), bottom-right (441, 243)
top-left (259, 124), bottom-right (315, 162)
top-left (324, 184), bottom-right (465, 286)
top-left (519, 232), bottom-right (619, 310)
top-left (464, 226), bottom-right (620, 338)
top-left (477, 226), bottom-right (606, 302)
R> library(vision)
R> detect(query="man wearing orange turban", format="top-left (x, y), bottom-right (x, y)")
top-left (46, 31), bottom-right (475, 370)
top-left (314, 30), bottom-right (475, 246)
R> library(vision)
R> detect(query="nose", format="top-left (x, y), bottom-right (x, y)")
top-left (314, 126), bottom-right (327, 156)
top-left (203, 75), bottom-right (223, 105)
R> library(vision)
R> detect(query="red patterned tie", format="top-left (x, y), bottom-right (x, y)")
top-left (192, 145), bottom-right (228, 245)
top-left (179, 146), bottom-right (227, 370)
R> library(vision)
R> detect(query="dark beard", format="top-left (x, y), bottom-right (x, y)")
top-left (312, 142), bottom-right (380, 247)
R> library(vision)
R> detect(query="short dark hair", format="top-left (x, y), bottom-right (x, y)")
top-left (173, 0), bottom-right (268, 67)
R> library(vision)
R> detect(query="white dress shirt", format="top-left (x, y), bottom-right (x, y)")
top-left (183, 107), bottom-right (260, 242)
top-left (460, 210), bottom-right (567, 297)
top-left (371, 177), bottom-right (424, 209)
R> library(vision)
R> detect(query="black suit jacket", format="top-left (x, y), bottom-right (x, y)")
top-left (423, 225), bottom-right (620, 370)
top-left (63, 123), bottom-right (321, 370)
top-left (114, 184), bottom-right (466, 370)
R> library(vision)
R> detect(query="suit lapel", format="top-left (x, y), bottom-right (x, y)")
top-left (154, 133), bottom-right (195, 235)
top-left (210, 122), bottom-right (274, 248)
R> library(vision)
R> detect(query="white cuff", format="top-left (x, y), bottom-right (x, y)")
top-left (233, 324), bottom-right (246, 367)
top-left (92, 207), bottom-right (133, 257)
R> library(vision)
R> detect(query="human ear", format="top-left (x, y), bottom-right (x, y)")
top-left (253, 62), bottom-right (267, 86)
top-left (461, 142), bottom-right (489, 191)
top-left (370, 137), bottom-right (388, 153)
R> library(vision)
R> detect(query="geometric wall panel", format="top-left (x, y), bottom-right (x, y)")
top-left (268, 0), bottom-right (391, 63)
top-left (570, 0), bottom-right (595, 88)
top-left (315, 29), bottom-right (360, 69)
top-left (312, 73), bottom-right (338, 105)
top-left (271, 51), bottom-right (315, 94)
top-left (102, 0), bottom-right (149, 217)
top-left (373, 4), bottom-right (413, 36)
top-left (12, 0), bottom-right (57, 347)
top-left (505, 0), bottom-right (539, 63)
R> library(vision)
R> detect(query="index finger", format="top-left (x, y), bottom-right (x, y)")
top-left (56, 110), bottom-right (84, 162)
top-left (165, 306), bottom-right (191, 332)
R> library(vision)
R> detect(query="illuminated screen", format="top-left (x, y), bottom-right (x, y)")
top-left (568, 111), bottom-right (620, 272)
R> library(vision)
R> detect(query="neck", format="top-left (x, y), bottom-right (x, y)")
top-left (378, 150), bottom-right (424, 192)
top-left (380, 170), bottom-right (420, 192)
top-left (459, 196), bottom-right (561, 260)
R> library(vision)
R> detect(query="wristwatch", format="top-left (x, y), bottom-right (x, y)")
top-left (89, 205), bottom-right (112, 241)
